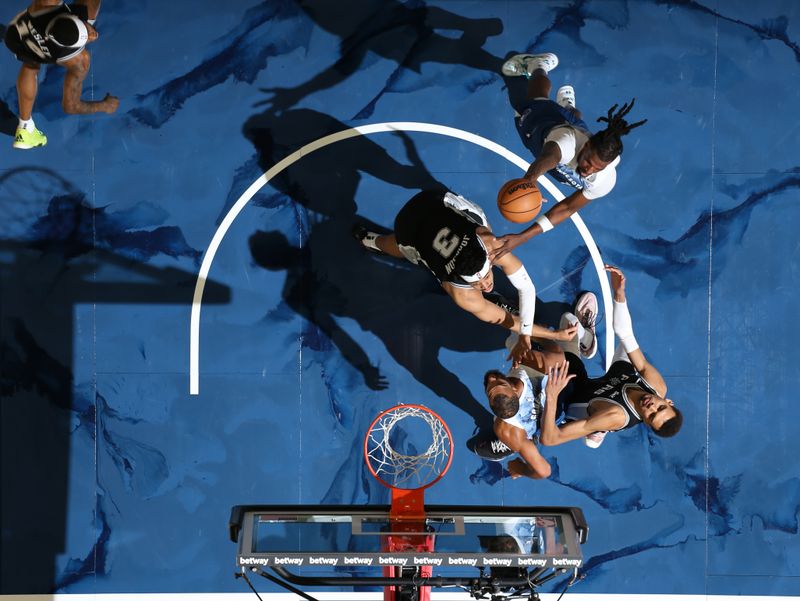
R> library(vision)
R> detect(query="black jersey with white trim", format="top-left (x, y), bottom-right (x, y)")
top-left (394, 189), bottom-right (489, 288)
top-left (4, 3), bottom-right (88, 65)
top-left (563, 359), bottom-right (656, 431)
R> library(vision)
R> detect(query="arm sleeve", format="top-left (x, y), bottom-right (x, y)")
top-left (612, 300), bottom-right (639, 353)
top-left (507, 265), bottom-right (536, 336)
top-left (543, 126), bottom-right (577, 164)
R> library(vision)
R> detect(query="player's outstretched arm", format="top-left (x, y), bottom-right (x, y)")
top-left (606, 265), bottom-right (667, 397)
top-left (524, 141), bottom-right (561, 183)
top-left (447, 285), bottom-right (516, 327)
top-left (538, 361), bottom-right (625, 446)
top-left (491, 191), bottom-right (593, 264)
top-left (445, 286), bottom-right (577, 357)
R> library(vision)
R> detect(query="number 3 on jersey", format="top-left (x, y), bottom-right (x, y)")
top-left (432, 227), bottom-right (460, 258)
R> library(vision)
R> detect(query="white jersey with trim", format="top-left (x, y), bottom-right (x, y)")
top-left (500, 367), bottom-right (547, 441)
top-left (544, 125), bottom-right (619, 200)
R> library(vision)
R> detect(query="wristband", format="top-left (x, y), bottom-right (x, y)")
top-left (536, 215), bottom-right (554, 233)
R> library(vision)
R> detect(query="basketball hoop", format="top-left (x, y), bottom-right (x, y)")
top-left (364, 404), bottom-right (453, 601)
top-left (364, 403), bottom-right (453, 493)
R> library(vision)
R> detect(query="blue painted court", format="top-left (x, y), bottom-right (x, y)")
top-left (1, 0), bottom-right (799, 598)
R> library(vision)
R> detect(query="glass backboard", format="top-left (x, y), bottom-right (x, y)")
top-left (230, 505), bottom-right (586, 571)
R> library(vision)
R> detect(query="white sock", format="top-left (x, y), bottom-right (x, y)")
top-left (18, 117), bottom-right (35, 132)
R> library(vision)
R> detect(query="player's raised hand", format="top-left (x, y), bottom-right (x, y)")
top-left (604, 264), bottom-right (626, 301)
top-left (552, 322), bottom-right (579, 342)
top-left (506, 334), bottom-right (532, 368)
top-left (545, 360), bottom-right (574, 397)
top-left (488, 233), bottom-right (524, 262)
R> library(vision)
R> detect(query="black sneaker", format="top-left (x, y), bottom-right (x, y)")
top-left (352, 224), bottom-right (383, 254)
top-left (468, 432), bottom-right (514, 461)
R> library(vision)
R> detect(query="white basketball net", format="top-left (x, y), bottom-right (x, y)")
top-left (365, 405), bottom-right (451, 490)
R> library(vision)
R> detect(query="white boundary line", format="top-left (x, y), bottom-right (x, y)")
top-left (189, 122), bottom-right (613, 394)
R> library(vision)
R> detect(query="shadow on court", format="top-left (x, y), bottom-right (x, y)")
top-left (236, 106), bottom-right (495, 427)
top-left (0, 168), bottom-right (230, 593)
top-left (260, 0), bottom-right (505, 114)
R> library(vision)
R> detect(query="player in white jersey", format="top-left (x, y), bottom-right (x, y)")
top-left (4, 0), bottom-right (119, 149)
top-left (473, 355), bottom-right (562, 479)
top-left (492, 52), bottom-right (646, 259)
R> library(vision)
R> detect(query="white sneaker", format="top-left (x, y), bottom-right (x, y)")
top-left (574, 292), bottom-right (597, 359)
top-left (556, 85), bottom-right (576, 109)
top-left (501, 52), bottom-right (559, 77)
top-left (584, 431), bottom-right (607, 448)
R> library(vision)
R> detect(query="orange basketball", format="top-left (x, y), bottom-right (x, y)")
top-left (496, 178), bottom-right (542, 223)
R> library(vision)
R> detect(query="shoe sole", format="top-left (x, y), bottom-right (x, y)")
top-left (575, 292), bottom-right (598, 359)
top-left (13, 140), bottom-right (47, 149)
top-left (502, 53), bottom-right (558, 76)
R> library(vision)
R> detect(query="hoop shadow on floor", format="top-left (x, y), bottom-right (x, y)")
top-left (0, 168), bottom-right (230, 593)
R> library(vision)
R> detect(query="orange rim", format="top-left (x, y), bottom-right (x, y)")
top-left (363, 403), bottom-right (453, 491)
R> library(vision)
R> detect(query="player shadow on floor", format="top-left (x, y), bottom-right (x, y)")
top-left (250, 225), bottom-right (501, 429)
top-left (238, 105), bottom-right (573, 430)
top-left (237, 105), bottom-right (496, 427)
top-left (222, 106), bottom-right (445, 222)
top-left (128, 0), bottom-right (504, 128)
top-left (258, 0), bottom-right (505, 115)
top-left (0, 168), bottom-right (230, 594)
top-left (0, 98), bottom-right (17, 136)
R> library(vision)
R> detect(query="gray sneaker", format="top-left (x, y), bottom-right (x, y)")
top-left (501, 52), bottom-right (559, 77)
top-left (574, 292), bottom-right (598, 359)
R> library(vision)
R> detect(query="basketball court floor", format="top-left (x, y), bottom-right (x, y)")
top-left (1, 0), bottom-right (799, 599)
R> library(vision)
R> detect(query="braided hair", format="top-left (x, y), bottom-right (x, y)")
top-left (590, 99), bottom-right (648, 162)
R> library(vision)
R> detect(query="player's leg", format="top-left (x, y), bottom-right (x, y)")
top-left (501, 53), bottom-right (558, 99)
top-left (374, 234), bottom-right (403, 257)
top-left (13, 64), bottom-right (47, 149)
top-left (526, 68), bottom-right (552, 100)
top-left (16, 64), bottom-right (38, 121)
top-left (352, 226), bottom-right (405, 258)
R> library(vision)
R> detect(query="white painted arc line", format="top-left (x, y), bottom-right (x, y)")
top-left (190, 122), bottom-right (612, 395)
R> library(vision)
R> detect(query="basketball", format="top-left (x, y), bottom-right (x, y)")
top-left (496, 178), bottom-right (542, 223)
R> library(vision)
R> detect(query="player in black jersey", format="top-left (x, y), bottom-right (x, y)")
top-left (530, 265), bottom-right (683, 448)
top-left (4, 0), bottom-right (118, 149)
top-left (354, 189), bottom-right (577, 360)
